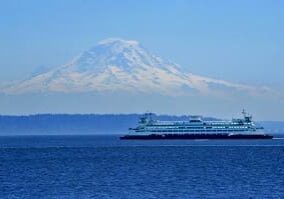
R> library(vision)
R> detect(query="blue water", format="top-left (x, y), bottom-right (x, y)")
top-left (1, 135), bottom-right (284, 199)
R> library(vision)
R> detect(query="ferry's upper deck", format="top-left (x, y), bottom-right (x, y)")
top-left (130, 110), bottom-right (264, 134)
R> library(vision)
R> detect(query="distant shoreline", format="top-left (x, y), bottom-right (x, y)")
top-left (0, 114), bottom-right (283, 136)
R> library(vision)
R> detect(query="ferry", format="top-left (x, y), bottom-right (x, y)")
top-left (120, 110), bottom-right (273, 140)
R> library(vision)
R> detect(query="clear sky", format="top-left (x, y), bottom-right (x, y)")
top-left (0, 0), bottom-right (284, 119)
top-left (1, 0), bottom-right (283, 85)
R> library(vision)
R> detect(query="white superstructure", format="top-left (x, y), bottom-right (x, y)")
top-left (129, 110), bottom-right (265, 135)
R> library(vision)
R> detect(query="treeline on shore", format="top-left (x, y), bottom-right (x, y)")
top-left (0, 114), bottom-right (283, 135)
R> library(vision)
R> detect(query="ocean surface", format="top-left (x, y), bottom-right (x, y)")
top-left (1, 135), bottom-right (284, 199)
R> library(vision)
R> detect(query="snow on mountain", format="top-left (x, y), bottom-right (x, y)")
top-left (3, 38), bottom-right (270, 96)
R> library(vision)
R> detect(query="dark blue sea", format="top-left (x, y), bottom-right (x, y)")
top-left (1, 135), bottom-right (284, 199)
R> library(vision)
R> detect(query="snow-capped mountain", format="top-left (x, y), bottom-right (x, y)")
top-left (3, 38), bottom-right (270, 96)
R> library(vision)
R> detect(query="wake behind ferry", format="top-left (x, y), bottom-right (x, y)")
top-left (120, 110), bottom-right (273, 140)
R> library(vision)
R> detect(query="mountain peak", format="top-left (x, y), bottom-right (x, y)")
top-left (66, 37), bottom-right (170, 73)
top-left (2, 38), bottom-right (270, 97)
top-left (97, 38), bottom-right (139, 46)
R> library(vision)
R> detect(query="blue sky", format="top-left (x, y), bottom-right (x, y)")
top-left (0, 0), bottom-right (284, 119)
top-left (1, 0), bottom-right (283, 85)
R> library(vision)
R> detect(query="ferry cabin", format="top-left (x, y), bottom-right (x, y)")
top-left (130, 114), bottom-right (264, 134)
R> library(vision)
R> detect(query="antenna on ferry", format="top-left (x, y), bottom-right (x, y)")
top-left (242, 109), bottom-right (253, 122)
top-left (242, 109), bottom-right (247, 117)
